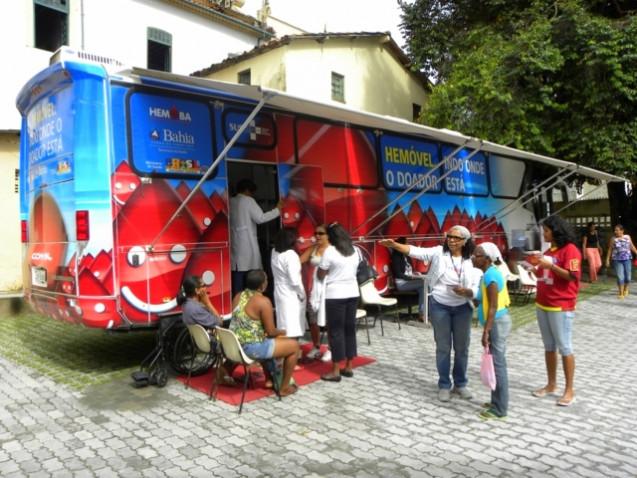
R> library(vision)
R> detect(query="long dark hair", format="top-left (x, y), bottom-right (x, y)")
top-left (326, 223), bottom-right (355, 256)
top-left (177, 275), bottom-right (201, 305)
top-left (274, 227), bottom-right (297, 253)
top-left (543, 215), bottom-right (577, 248)
top-left (442, 234), bottom-right (475, 260)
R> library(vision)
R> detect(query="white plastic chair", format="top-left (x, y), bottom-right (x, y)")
top-left (185, 324), bottom-right (219, 399)
top-left (512, 264), bottom-right (537, 304)
top-left (215, 328), bottom-right (280, 413)
top-left (359, 281), bottom-right (398, 336)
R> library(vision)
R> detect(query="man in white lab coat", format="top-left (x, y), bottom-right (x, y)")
top-left (230, 178), bottom-right (283, 294)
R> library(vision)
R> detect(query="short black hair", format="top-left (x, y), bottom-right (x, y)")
top-left (245, 270), bottom-right (267, 290)
top-left (274, 227), bottom-right (297, 252)
top-left (177, 275), bottom-right (201, 305)
top-left (236, 178), bottom-right (257, 194)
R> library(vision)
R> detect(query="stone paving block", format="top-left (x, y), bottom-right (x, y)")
top-left (2, 290), bottom-right (637, 477)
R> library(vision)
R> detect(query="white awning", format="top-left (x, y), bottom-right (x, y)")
top-left (124, 66), bottom-right (625, 183)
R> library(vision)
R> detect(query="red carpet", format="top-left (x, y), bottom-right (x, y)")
top-left (177, 344), bottom-right (375, 405)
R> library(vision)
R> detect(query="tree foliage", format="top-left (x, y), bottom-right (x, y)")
top-left (399, 0), bottom-right (637, 180)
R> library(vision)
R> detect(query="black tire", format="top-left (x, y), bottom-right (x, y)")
top-left (150, 366), bottom-right (168, 388)
top-left (170, 327), bottom-right (214, 375)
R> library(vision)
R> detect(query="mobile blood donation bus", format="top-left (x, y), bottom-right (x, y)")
top-left (16, 48), bottom-right (623, 330)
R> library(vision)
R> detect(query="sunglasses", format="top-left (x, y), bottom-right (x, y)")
top-left (446, 234), bottom-right (466, 241)
top-left (315, 231), bottom-right (326, 236)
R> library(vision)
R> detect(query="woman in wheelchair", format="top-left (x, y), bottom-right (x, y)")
top-left (178, 276), bottom-right (236, 385)
top-left (230, 270), bottom-right (300, 397)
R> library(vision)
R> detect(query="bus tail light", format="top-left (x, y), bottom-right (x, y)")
top-left (76, 210), bottom-right (90, 241)
top-left (21, 220), bottom-right (28, 243)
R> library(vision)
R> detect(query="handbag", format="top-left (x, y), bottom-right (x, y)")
top-left (480, 346), bottom-right (497, 391)
top-left (356, 247), bottom-right (378, 285)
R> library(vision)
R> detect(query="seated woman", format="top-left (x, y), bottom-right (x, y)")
top-left (230, 270), bottom-right (300, 397)
top-left (390, 237), bottom-right (426, 322)
top-left (178, 275), bottom-right (235, 385)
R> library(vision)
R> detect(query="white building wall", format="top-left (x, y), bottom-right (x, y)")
top-left (283, 39), bottom-right (427, 121)
top-left (1, 0), bottom-right (264, 130)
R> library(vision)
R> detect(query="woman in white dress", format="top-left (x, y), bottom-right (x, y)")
top-left (271, 227), bottom-right (306, 340)
top-left (300, 224), bottom-right (330, 360)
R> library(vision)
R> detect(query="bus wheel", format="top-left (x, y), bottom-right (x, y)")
top-left (170, 328), bottom-right (214, 376)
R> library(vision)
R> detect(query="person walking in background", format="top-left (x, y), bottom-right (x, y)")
top-left (531, 216), bottom-right (581, 407)
top-left (390, 237), bottom-right (427, 322)
top-left (582, 221), bottom-right (603, 283)
top-left (300, 224), bottom-right (330, 361)
top-left (380, 226), bottom-right (479, 402)
top-left (317, 223), bottom-right (360, 382)
top-left (271, 228), bottom-right (306, 342)
top-left (229, 178), bottom-right (283, 295)
top-left (230, 270), bottom-right (299, 396)
top-left (456, 243), bottom-right (512, 420)
top-left (605, 224), bottom-right (637, 299)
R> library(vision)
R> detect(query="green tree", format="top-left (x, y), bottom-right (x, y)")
top-left (400, 0), bottom-right (637, 227)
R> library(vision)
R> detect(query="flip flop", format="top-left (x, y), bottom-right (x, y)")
top-left (556, 396), bottom-right (576, 407)
top-left (531, 387), bottom-right (557, 398)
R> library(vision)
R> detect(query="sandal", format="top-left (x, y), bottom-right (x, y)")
top-left (279, 384), bottom-right (298, 397)
top-left (556, 396), bottom-right (576, 407)
top-left (320, 374), bottom-right (342, 382)
top-left (531, 387), bottom-right (557, 398)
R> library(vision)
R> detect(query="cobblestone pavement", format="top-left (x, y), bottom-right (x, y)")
top-left (1, 288), bottom-right (636, 477)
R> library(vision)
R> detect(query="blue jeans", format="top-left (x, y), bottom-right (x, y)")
top-left (489, 315), bottom-right (511, 417)
top-left (429, 298), bottom-right (473, 389)
top-left (612, 260), bottom-right (632, 285)
top-left (395, 278), bottom-right (425, 313)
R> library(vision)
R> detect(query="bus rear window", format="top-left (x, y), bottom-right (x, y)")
top-left (128, 92), bottom-right (213, 177)
top-left (296, 119), bottom-right (378, 187)
top-left (26, 86), bottom-right (74, 190)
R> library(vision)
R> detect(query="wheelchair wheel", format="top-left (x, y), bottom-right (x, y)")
top-left (149, 366), bottom-right (168, 388)
top-left (170, 327), bottom-right (214, 375)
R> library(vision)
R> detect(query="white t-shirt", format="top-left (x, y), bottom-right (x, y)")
top-left (318, 245), bottom-right (360, 299)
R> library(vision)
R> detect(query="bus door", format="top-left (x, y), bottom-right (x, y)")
top-left (277, 164), bottom-right (325, 245)
top-left (227, 160), bottom-right (281, 279)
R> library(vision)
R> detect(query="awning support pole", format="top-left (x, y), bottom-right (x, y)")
top-left (474, 168), bottom-right (566, 231)
top-left (476, 169), bottom-right (577, 232)
top-left (364, 143), bottom-right (483, 238)
top-left (541, 182), bottom-right (607, 223)
top-left (148, 93), bottom-right (272, 250)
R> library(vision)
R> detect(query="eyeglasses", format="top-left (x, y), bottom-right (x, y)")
top-left (446, 234), bottom-right (466, 241)
top-left (315, 231), bottom-right (326, 236)
top-left (471, 253), bottom-right (486, 259)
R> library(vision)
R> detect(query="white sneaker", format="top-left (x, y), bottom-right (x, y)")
top-left (320, 349), bottom-right (332, 362)
top-left (453, 387), bottom-right (473, 399)
top-left (438, 388), bottom-right (451, 402)
top-left (306, 347), bottom-right (321, 360)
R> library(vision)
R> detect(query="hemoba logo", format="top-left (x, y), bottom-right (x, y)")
top-left (149, 106), bottom-right (192, 122)
top-left (32, 252), bottom-right (53, 261)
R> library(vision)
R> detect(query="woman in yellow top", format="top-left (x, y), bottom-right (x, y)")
top-left (456, 242), bottom-right (512, 420)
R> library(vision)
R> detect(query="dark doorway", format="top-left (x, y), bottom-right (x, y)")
top-left (227, 161), bottom-right (280, 298)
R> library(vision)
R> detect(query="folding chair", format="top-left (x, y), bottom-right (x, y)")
top-left (215, 328), bottom-right (280, 414)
